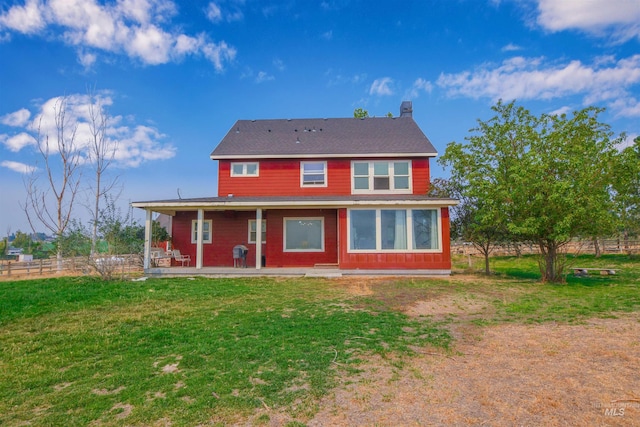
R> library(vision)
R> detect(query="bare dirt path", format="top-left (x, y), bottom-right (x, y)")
top-left (307, 315), bottom-right (639, 426)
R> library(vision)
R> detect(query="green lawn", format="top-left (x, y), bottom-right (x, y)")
top-left (0, 276), bottom-right (448, 426)
top-left (1, 254), bottom-right (638, 426)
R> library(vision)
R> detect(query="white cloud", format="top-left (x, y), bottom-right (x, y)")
top-left (3, 93), bottom-right (175, 168)
top-left (205, 1), bottom-right (243, 23)
top-left (548, 106), bottom-right (572, 116)
top-left (616, 133), bottom-right (638, 150)
top-left (273, 58), bottom-right (285, 71)
top-left (321, 30), bottom-right (333, 40)
top-left (206, 2), bottom-right (222, 22)
top-left (502, 43), bottom-right (522, 52)
top-left (0, 0), bottom-right (236, 70)
top-left (1, 132), bottom-right (36, 152)
top-left (255, 71), bottom-right (274, 83)
top-left (0, 0), bottom-right (45, 34)
top-left (369, 77), bottom-right (394, 96)
top-left (609, 97), bottom-right (640, 118)
top-left (404, 78), bottom-right (433, 99)
top-left (1, 108), bottom-right (31, 127)
top-left (127, 24), bottom-right (173, 64)
top-left (535, 0), bottom-right (640, 41)
top-left (437, 55), bottom-right (640, 116)
top-left (1, 160), bottom-right (37, 174)
top-left (78, 50), bottom-right (97, 68)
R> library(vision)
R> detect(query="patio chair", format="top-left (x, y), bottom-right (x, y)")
top-left (173, 249), bottom-right (191, 267)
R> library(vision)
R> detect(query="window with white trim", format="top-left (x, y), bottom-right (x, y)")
top-left (191, 219), bottom-right (212, 244)
top-left (351, 160), bottom-right (411, 193)
top-left (248, 219), bottom-right (266, 244)
top-left (283, 217), bottom-right (324, 252)
top-left (230, 162), bottom-right (259, 176)
top-left (348, 208), bottom-right (440, 252)
top-left (300, 161), bottom-right (327, 187)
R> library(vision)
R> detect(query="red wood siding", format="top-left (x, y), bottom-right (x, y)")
top-left (337, 207), bottom-right (452, 270)
top-left (264, 209), bottom-right (338, 267)
top-left (170, 209), bottom-right (338, 267)
top-left (218, 158), bottom-right (431, 197)
top-left (412, 158), bottom-right (430, 194)
top-left (171, 211), bottom-right (262, 267)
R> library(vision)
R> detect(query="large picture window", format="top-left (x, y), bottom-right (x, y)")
top-left (348, 208), bottom-right (440, 252)
top-left (283, 217), bottom-right (324, 252)
top-left (191, 219), bottom-right (212, 244)
top-left (351, 161), bottom-right (411, 193)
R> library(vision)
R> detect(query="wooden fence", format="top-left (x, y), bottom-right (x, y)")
top-left (453, 239), bottom-right (640, 257)
top-left (0, 254), bottom-right (143, 279)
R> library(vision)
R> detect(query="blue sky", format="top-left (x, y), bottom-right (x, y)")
top-left (1, 0), bottom-right (639, 234)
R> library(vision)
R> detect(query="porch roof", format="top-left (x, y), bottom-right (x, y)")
top-left (131, 195), bottom-right (458, 214)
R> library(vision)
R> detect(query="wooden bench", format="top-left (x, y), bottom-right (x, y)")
top-left (573, 267), bottom-right (617, 276)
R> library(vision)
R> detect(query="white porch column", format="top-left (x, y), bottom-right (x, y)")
top-left (196, 209), bottom-right (204, 269)
top-left (255, 208), bottom-right (262, 270)
top-left (143, 209), bottom-right (153, 269)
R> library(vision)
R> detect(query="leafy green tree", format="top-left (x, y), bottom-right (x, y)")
top-left (440, 100), bottom-right (622, 282)
top-left (56, 220), bottom-right (92, 257)
top-left (353, 108), bottom-right (369, 119)
top-left (429, 177), bottom-right (508, 274)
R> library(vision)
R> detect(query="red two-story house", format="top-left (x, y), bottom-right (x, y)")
top-left (132, 102), bottom-right (457, 274)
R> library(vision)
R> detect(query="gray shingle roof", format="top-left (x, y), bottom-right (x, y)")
top-left (210, 117), bottom-right (437, 159)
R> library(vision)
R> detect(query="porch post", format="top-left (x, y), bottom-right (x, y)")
top-left (196, 209), bottom-right (204, 269)
top-left (143, 209), bottom-right (153, 269)
top-left (255, 208), bottom-right (262, 270)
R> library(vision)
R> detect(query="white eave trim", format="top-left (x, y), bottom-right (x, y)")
top-left (131, 198), bottom-right (459, 210)
top-left (210, 152), bottom-right (438, 160)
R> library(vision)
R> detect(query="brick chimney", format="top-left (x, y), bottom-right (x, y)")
top-left (400, 101), bottom-right (413, 118)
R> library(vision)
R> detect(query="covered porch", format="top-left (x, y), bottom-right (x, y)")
top-left (131, 195), bottom-right (458, 274)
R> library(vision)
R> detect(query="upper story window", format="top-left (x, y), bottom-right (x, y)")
top-left (231, 162), bottom-right (259, 177)
top-left (300, 161), bottom-right (327, 187)
top-left (352, 160), bottom-right (411, 193)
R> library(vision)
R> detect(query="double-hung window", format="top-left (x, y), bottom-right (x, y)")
top-left (230, 162), bottom-right (259, 177)
top-left (191, 219), bottom-right (212, 244)
top-left (301, 161), bottom-right (327, 187)
top-left (348, 208), bottom-right (439, 252)
top-left (248, 219), bottom-right (267, 244)
top-left (352, 161), bottom-right (411, 193)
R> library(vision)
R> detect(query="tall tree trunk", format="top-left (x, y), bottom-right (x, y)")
top-left (539, 240), bottom-right (565, 283)
top-left (593, 237), bottom-right (601, 258)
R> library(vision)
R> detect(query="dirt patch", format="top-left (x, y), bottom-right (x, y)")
top-left (405, 295), bottom-right (490, 318)
top-left (92, 386), bottom-right (125, 396)
top-left (308, 315), bottom-right (640, 426)
top-left (110, 403), bottom-right (133, 420)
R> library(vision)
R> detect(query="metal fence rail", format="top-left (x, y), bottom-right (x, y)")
top-left (0, 254), bottom-right (143, 278)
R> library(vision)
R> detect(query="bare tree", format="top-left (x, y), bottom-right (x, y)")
top-left (24, 96), bottom-right (83, 270)
top-left (86, 88), bottom-right (120, 254)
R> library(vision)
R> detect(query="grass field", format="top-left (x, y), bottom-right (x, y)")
top-left (1, 254), bottom-right (638, 426)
